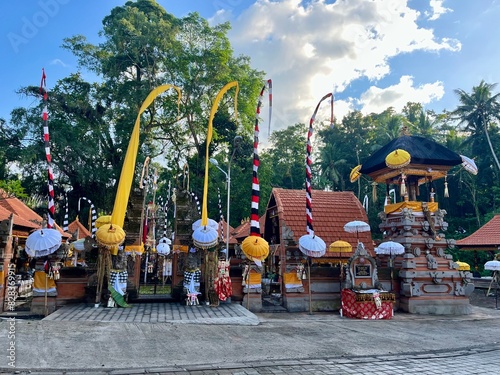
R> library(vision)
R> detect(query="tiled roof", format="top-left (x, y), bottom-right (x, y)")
top-left (0, 190), bottom-right (43, 227)
top-left (270, 188), bottom-right (373, 252)
top-left (456, 215), bottom-right (500, 250)
top-left (0, 189), bottom-right (71, 239)
top-left (217, 219), bottom-right (237, 244)
top-left (0, 206), bottom-right (40, 229)
top-left (68, 218), bottom-right (92, 239)
top-left (232, 216), bottom-right (266, 242)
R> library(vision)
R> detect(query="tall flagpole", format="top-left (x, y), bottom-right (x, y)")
top-left (40, 68), bottom-right (55, 228)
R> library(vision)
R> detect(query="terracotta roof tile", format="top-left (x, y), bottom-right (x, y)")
top-left (0, 206), bottom-right (40, 229)
top-left (232, 216), bottom-right (266, 241)
top-left (68, 218), bottom-right (92, 239)
top-left (0, 189), bottom-right (71, 239)
top-left (0, 191), bottom-right (43, 226)
top-left (456, 215), bottom-right (500, 250)
top-left (271, 188), bottom-right (373, 251)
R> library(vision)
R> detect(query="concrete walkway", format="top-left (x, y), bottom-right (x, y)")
top-left (1, 303), bottom-right (500, 375)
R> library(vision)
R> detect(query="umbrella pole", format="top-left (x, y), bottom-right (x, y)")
top-left (389, 256), bottom-right (393, 292)
top-left (44, 274), bottom-right (48, 316)
top-left (487, 271), bottom-right (496, 297)
top-left (95, 249), bottom-right (104, 307)
top-left (246, 266), bottom-right (250, 311)
top-left (308, 258), bottom-right (312, 315)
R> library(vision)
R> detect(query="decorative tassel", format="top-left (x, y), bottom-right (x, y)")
top-left (372, 182), bottom-right (378, 203)
top-left (444, 176), bottom-right (449, 198)
top-left (400, 174), bottom-right (407, 197)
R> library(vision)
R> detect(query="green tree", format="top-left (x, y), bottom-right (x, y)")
top-left (11, 1), bottom-right (265, 221)
top-left (452, 80), bottom-right (500, 172)
top-left (261, 123), bottom-right (308, 190)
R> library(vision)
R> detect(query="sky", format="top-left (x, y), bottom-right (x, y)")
top-left (2, 0), bottom-right (500, 136)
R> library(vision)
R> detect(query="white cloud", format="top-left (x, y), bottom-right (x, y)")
top-left (225, 0), bottom-right (460, 131)
top-left (427, 0), bottom-right (452, 21)
top-left (50, 58), bottom-right (69, 68)
top-left (359, 76), bottom-right (445, 114)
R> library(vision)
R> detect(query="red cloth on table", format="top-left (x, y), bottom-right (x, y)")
top-left (341, 288), bottom-right (393, 320)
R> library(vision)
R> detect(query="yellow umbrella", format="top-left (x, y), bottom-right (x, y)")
top-left (241, 236), bottom-right (269, 266)
top-left (95, 224), bottom-right (126, 249)
top-left (456, 260), bottom-right (470, 271)
top-left (349, 165), bottom-right (362, 183)
top-left (385, 149), bottom-right (411, 169)
top-left (95, 215), bottom-right (112, 229)
top-left (328, 240), bottom-right (352, 253)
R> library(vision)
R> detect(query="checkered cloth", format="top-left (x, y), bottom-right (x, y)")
top-left (109, 270), bottom-right (128, 285)
top-left (183, 270), bottom-right (201, 285)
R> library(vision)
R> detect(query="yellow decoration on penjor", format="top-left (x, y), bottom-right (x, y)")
top-left (111, 85), bottom-right (181, 228)
top-left (192, 81), bottom-right (239, 248)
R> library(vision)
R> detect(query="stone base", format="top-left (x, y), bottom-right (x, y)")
top-left (400, 296), bottom-right (472, 315)
top-left (284, 293), bottom-right (341, 312)
top-left (30, 296), bottom-right (57, 316)
top-left (242, 293), bottom-right (262, 313)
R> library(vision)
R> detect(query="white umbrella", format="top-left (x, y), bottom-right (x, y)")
top-left (375, 241), bottom-right (405, 256)
top-left (192, 225), bottom-right (219, 249)
top-left (298, 233), bottom-right (326, 315)
top-left (156, 237), bottom-right (171, 255)
top-left (157, 236), bottom-right (171, 245)
top-left (484, 260), bottom-right (500, 271)
top-left (298, 234), bottom-right (326, 258)
top-left (71, 238), bottom-right (86, 252)
top-left (484, 260), bottom-right (500, 297)
top-left (460, 155), bottom-right (478, 175)
top-left (25, 229), bottom-right (62, 258)
top-left (192, 218), bottom-right (219, 231)
top-left (375, 241), bottom-right (405, 291)
top-left (344, 220), bottom-right (371, 241)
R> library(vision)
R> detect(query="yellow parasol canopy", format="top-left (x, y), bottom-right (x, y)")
top-left (455, 260), bottom-right (470, 271)
top-left (385, 149), bottom-right (411, 169)
top-left (241, 236), bottom-right (269, 266)
top-left (95, 224), bottom-right (126, 248)
top-left (349, 165), bottom-right (362, 183)
top-left (328, 240), bottom-right (352, 253)
top-left (95, 215), bottom-right (112, 229)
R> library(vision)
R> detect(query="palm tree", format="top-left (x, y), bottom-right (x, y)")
top-left (452, 80), bottom-right (500, 171)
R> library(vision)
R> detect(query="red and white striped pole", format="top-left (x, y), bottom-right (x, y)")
top-left (305, 92), bottom-right (333, 236)
top-left (40, 68), bottom-right (55, 228)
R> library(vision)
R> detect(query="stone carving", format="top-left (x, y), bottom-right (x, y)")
top-left (434, 209), bottom-right (447, 228)
top-left (430, 271), bottom-right (444, 284)
top-left (426, 252), bottom-right (438, 269)
top-left (401, 207), bottom-right (414, 221)
top-left (454, 282), bottom-right (465, 296)
top-left (281, 224), bottom-right (294, 240)
top-left (411, 282), bottom-right (422, 296)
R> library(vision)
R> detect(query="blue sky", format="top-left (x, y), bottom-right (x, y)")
top-left (2, 0), bottom-right (500, 132)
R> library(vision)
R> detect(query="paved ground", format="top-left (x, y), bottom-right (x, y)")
top-left (1, 289), bottom-right (499, 375)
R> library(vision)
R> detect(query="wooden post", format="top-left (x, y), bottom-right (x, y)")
top-left (308, 258), bottom-right (312, 315)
